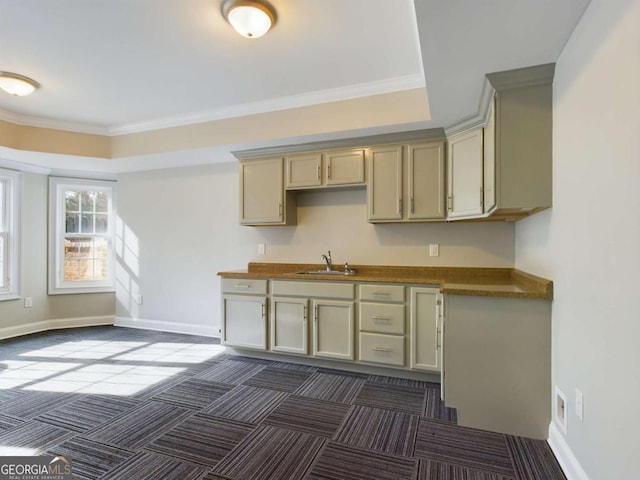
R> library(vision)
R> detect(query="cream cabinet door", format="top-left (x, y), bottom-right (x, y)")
top-left (285, 153), bottom-right (322, 189)
top-left (240, 158), bottom-right (285, 225)
top-left (483, 96), bottom-right (497, 213)
top-left (312, 299), bottom-right (355, 360)
top-left (367, 145), bottom-right (403, 221)
top-left (222, 295), bottom-right (267, 350)
top-left (325, 149), bottom-right (365, 186)
top-left (409, 287), bottom-right (440, 372)
top-left (447, 129), bottom-right (484, 219)
top-left (270, 297), bottom-right (309, 355)
top-left (408, 141), bottom-right (446, 220)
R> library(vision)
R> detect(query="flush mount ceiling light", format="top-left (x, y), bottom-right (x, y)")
top-left (222, 0), bottom-right (276, 39)
top-left (0, 71), bottom-right (40, 96)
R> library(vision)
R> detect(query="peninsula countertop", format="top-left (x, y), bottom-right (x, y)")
top-left (218, 263), bottom-right (553, 300)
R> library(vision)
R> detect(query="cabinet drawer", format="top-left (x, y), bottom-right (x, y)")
top-left (222, 278), bottom-right (268, 295)
top-left (359, 333), bottom-right (405, 367)
top-left (359, 302), bottom-right (405, 335)
top-left (359, 284), bottom-right (405, 303)
top-left (272, 281), bottom-right (354, 299)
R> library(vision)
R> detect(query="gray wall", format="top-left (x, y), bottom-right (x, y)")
top-left (0, 170), bottom-right (115, 333)
top-left (115, 162), bottom-right (515, 333)
top-left (515, 0), bottom-right (640, 477)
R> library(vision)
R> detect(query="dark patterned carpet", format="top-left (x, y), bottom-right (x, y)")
top-left (0, 326), bottom-right (565, 479)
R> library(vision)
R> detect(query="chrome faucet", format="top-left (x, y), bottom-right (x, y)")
top-left (321, 250), bottom-right (333, 271)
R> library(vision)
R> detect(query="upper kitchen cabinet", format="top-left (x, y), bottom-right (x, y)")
top-left (445, 63), bottom-right (553, 221)
top-left (407, 142), bottom-right (446, 220)
top-left (324, 149), bottom-right (365, 186)
top-left (240, 157), bottom-right (296, 226)
top-left (285, 153), bottom-right (322, 189)
top-left (285, 149), bottom-right (365, 190)
top-left (446, 129), bottom-right (484, 219)
top-left (367, 145), bottom-right (403, 221)
top-left (368, 141), bottom-right (445, 223)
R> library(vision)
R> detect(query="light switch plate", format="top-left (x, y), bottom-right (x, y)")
top-left (429, 244), bottom-right (439, 257)
top-left (258, 243), bottom-right (266, 255)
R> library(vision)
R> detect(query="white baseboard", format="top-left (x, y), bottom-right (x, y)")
top-left (548, 422), bottom-right (589, 480)
top-left (0, 316), bottom-right (114, 341)
top-left (114, 316), bottom-right (220, 338)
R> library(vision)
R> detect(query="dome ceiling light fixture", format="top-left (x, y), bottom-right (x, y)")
top-left (0, 71), bottom-right (40, 96)
top-left (222, 0), bottom-right (277, 39)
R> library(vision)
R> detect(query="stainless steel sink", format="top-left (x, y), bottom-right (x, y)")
top-left (296, 270), bottom-right (357, 276)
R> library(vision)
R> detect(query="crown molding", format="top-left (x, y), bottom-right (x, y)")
top-left (0, 108), bottom-right (109, 135)
top-left (445, 63), bottom-right (555, 137)
top-left (232, 127), bottom-right (445, 160)
top-left (486, 63), bottom-right (555, 91)
top-left (445, 79), bottom-right (496, 137)
top-left (108, 73), bottom-right (427, 136)
top-left (1, 74), bottom-right (426, 137)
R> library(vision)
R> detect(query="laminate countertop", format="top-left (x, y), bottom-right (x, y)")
top-left (218, 263), bottom-right (553, 300)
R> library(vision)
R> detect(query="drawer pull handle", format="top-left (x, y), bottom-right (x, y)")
top-left (371, 316), bottom-right (391, 321)
top-left (371, 346), bottom-right (392, 353)
top-left (373, 292), bottom-right (391, 296)
top-left (236, 283), bottom-right (252, 288)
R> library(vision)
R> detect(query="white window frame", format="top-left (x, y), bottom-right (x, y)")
top-left (0, 168), bottom-right (21, 302)
top-left (48, 177), bottom-right (116, 295)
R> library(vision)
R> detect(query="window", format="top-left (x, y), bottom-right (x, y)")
top-left (49, 177), bottom-right (116, 294)
top-left (0, 168), bottom-right (21, 301)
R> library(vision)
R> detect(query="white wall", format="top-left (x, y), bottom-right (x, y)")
top-left (516, 0), bottom-right (640, 477)
top-left (116, 162), bottom-right (515, 335)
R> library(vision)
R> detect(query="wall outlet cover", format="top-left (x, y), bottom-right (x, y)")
top-left (429, 244), bottom-right (440, 257)
top-left (554, 386), bottom-right (568, 434)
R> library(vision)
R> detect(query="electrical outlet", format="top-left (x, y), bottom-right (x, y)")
top-left (258, 243), bottom-right (266, 255)
top-left (24, 297), bottom-right (33, 308)
top-left (554, 386), bottom-right (568, 434)
top-left (575, 388), bottom-right (583, 421)
top-left (135, 294), bottom-right (143, 305)
top-left (429, 244), bottom-right (439, 257)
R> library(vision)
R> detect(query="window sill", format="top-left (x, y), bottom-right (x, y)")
top-left (48, 287), bottom-right (116, 296)
top-left (0, 293), bottom-right (21, 303)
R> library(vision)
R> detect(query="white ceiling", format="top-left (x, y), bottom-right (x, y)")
top-left (0, 0), bottom-right (590, 137)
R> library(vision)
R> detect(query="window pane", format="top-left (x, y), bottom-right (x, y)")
top-left (81, 214), bottom-right (94, 233)
top-left (95, 192), bottom-right (108, 212)
top-left (66, 214), bottom-right (80, 233)
top-left (95, 214), bottom-right (108, 233)
top-left (64, 236), bottom-right (109, 281)
top-left (80, 191), bottom-right (94, 213)
top-left (65, 191), bottom-right (79, 212)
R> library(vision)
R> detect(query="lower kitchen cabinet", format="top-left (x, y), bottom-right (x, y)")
top-left (409, 287), bottom-right (442, 372)
top-left (221, 294), bottom-right (267, 350)
top-left (312, 299), bottom-right (355, 361)
top-left (359, 332), bottom-right (405, 367)
top-left (358, 283), bottom-right (406, 367)
top-left (270, 297), bottom-right (308, 355)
